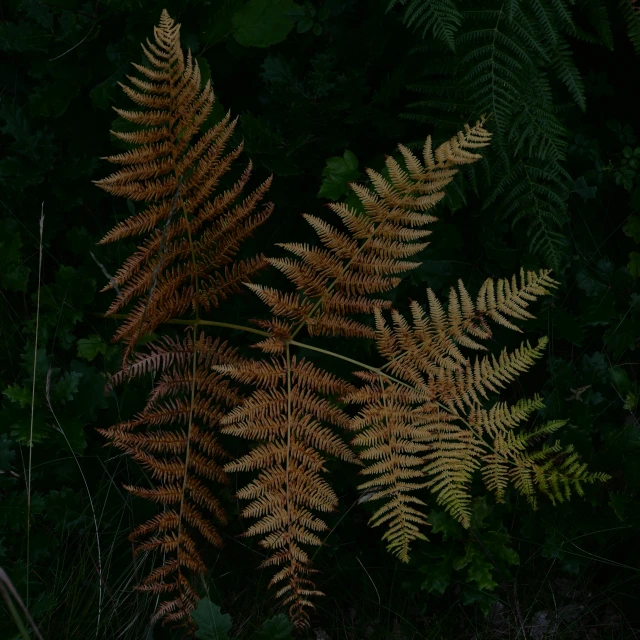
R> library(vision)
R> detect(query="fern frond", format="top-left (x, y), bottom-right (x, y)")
top-left (94, 8), bottom-right (273, 357)
top-left (221, 122), bottom-right (488, 619)
top-left (99, 332), bottom-right (240, 628)
top-left (346, 375), bottom-right (442, 560)
top-left (401, 1), bottom-right (587, 268)
top-left (93, 9), bottom-right (274, 629)
top-left (350, 272), bottom-right (606, 552)
top-left (215, 354), bottom-right (357, 629)
top-left (389, 0), bottom-right (463, 51)
top-left (251, 121), bottom-right (491, 343)
top-left (619, 0), bottom-right (640, 55)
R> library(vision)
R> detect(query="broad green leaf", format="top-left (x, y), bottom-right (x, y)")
top-left (3, 384), bottom-right (31, 408)
top-left (623, 215), bottom-right (640, 243)
top-left (628, 252), bottom-right (640, 278)
top-left (603, 318), bottom-right (640, 358)
top-left (609, 366), bottom-right (633, 395)
top-left (576, 268), bottom-right (607, 297)
top-left (192, 598), bottom-right (233, 640)
top-left (261, 53), bottom-right (295, 84)
top-left (470, 496), bottom-right (492, 529)
top-left (318, 149), bottom-right (361, 199)
top-left (420, 559), bottom-right (453, 595)
top-left (77, 335), bottom-right (107, 361)
top-left (51, 370), bottom-right (82, 404)
top-left (573, 175), bottom-right (597, 200)
top-left (428, 509), bottom-right (462, 540)
top-left (297, 16), bottom-right (314, 33)
top-left (580, 352), bottom-right (608, 383)
top-left (461, 586), bottom-right (498, 615)
top-left (232, 0), bottom-right (301, 48)
top-left (253, 614), bottom-right (293, 639)
top-left (609, 492), bottom-right (631, 521)
top-left (466, 554), bottom-right (498, 591)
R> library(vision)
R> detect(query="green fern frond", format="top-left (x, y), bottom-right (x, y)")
top-left (391, 0), bottom-right (463, 51)
top-left (552, 37), bottom-right (586, 111)
top-left (618, 0), bottom-right (640, 55)
top-left (399, 0), bottom-right (592, 268)
top-left (533, 443), bottom-right (612, 504)
top-left (578, 0), bottom-right (613, 49)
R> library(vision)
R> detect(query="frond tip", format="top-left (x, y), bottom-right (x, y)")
top-left (94, 8), bottom-right (273, 358)
top-left (250, 119), bottom-right (492, 344)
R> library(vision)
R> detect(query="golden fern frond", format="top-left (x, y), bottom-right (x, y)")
top-left (94, 8), bottom-right (273, 357)
top-left (219, 123), bottom-right (492, 616)
top-left (477, 417), bottom-right (610, 508)
top-left (214, 354), bottom-right (357, 629)
top-left (248, 120), bottom-right (492, 348)
top-left (98, 331), bottom-right (241, 628)
top-left (346, 373), bottom-right (441, 562)
top-left (218, 122), bottom-right (493, 613)
top-left (93, 9), bottom-right (276, 630)
top-left (447, 268), bottom-right (559, 345)
top-left (350, 275), bottom-right (607, 556)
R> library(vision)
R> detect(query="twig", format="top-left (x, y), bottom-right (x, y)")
top-left (90, 251), bottom-right (121, 297)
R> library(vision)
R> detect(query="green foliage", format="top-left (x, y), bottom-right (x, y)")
top-left (192, 598), bottom-right (293, 640)
top-left (0, 0), bottom-right (639, 637)
top-left (317, 149), bottom-right (361, 199)
top-left (193, 598), bottom-right (233, 640)
top-left (419, 499), bottom-right (520, 614)
top-left (232, 0), bottom-right (302, 48)
top-left (388, 0), bottom-right (640, 270)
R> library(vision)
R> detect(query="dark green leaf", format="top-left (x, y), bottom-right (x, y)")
top-left (253, 613), bottom-right (293, 639)
top-left (192, 598), bottom-right (233, 640)
top-left (232, 0), bottom-right (300, 47)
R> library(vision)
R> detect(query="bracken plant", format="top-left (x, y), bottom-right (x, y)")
top-left (94, 9), bottom-right (609, 634)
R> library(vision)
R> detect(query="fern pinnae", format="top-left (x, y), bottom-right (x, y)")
top-left (94, 9), bottom-right (274, 629)
top-left (399, 1), bottom-right (589, 268)
top-left (216, 355), bottom-right (356, 628)
top-left (95, 12), bottom-right (611, 628)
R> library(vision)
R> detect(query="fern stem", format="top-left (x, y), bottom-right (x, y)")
top-left (170, 318), bottom-right (271, 337)
top-left (101, 313), bottom-right (474, 427)
top-left (285, 342), bottom-right (292, 528)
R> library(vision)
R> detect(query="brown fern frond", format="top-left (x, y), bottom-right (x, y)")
top-left (215, 353), bottom-right (357, 629)
top-left (101, 331), bottom-right (240, 627)
top-left (346, 375), bottom-right (437, 562)
top-left (349, 272), bottom-right (580, 554)
top-left (221, 122), bottom-right (493, 615)
top-left (94, 8), bottom-right (273, 357)
top-left (249, 121), bottom-right (492, 341)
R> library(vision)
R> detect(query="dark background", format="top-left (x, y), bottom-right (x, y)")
top-left (1, 0), bottom-right (640, 638)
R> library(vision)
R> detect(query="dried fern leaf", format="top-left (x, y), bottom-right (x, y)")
top-left (347, 373), bottom-right (440, 562)
top-left (94, 8), bottom-right (273, 357)
top-left (248, 120), bottom-right (492, 345)
top-left (94, 8), bottom-right (274, 630)
top-left (225, 121), bottom-right (492, 617)
top-left (350, 273), bottom-right (607, 558)
top-left (99, 332), bottom-right (241, 629)
top-left (214, 353), bottom-right (358, 629)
